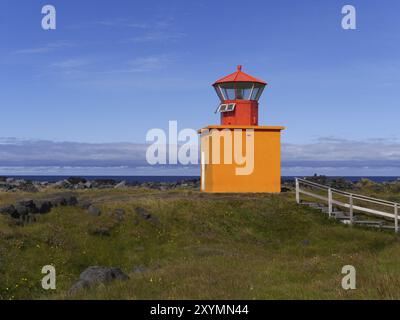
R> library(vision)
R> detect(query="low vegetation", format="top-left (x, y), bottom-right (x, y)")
top-left (1, 184), bottom-right (400, 300)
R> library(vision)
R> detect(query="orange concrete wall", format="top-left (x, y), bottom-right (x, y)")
top-left (200, 126), bottom-right (283, 193)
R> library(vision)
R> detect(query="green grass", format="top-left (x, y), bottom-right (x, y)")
top-left (1, 187), bottom-right (400, 300)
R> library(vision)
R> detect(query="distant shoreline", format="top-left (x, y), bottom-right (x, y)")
top-left (0, 175), bottom-right (399, 183)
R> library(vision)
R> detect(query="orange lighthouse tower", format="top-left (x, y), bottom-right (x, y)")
top-left (199, 66), bottom-right (284, 193)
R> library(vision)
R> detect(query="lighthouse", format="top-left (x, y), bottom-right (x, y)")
top-left (199, 66), bottom-right (284, 193)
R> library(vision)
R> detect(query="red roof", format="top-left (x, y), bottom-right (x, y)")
top-left (213, 65), bottom-right (267, 85)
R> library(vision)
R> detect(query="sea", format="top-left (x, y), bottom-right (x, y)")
top-left (1, 176), bottom-right (400, 183)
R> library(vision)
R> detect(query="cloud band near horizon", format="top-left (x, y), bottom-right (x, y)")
top-left (0, 137), bottom-right (400, 176)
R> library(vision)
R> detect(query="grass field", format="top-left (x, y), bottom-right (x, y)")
top-left (1, 185), bottom-right (400, 300)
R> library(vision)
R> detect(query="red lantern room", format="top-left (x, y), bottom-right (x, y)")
top-left (213, 65), bottom-right (267, 126)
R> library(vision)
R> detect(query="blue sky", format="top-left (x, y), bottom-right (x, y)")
top-left (1, 0), bottom-right (400, 175)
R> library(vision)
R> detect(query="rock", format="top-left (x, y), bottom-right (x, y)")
top-left (75, 182), bottom-right (86, 190)
top-left (135, 207), bottom-right (160, 225)
top-left (78, 200), bottom-right (92, 210)
top-left (357, 178), bottom-right (376, 188)
top-left (114, 181), bottom-right (126, 189)
top-left (135, 207), bottom-right (152, 220)
top-left (0, 205), bottom-right (17, 216)
top-left (65, 195), bottom-right (78, 206)
top-left (0, 202), bottom-right (36, 219)
top-left (113, 209), bottom-right (125, 221)
top-left (15, 205), bottom-right (29, 217)
top-left (50, 194), bottom-right (77, 206)
top-left (20, 182), bottom-right (39, 193)
top-left (302, 239), bottom-right (310, 246)
top-left (132, 265), bottom-right (147, 274)
top-left (305, 175), bottom-right (354, 190)
top-left (33, 200), bottom-right (52, 214)
top-left (80, 266), bottom-right (129, 282)
top-left (88, 205), bottom-right (101, 216)
top-left (68, 280), bottom-right (90, 295)
top-left (89, 226), bottom-right (111, 236)
top-left (51, 196), bottom-right (67, 207)
top-left (127, 181), bottom-right (140, 187)
top-left (92, 179), bottom-right (116, 189)
top-left (84, 181), bottom-right (93, 189)
top-left (0, 193), bottom-right (80, 223)
top-left (67, 177), bottom-right (87, 185)
top-left (69, 266), bottom-right (129, 295)
top-left (54, 180), bottom-right (71, 189)
top-left (132, 179), bottom-right (200, 191)
top-left (18, 200), bottom-right (37, 213)
top-left (0, 179), bottom-right (40, 192)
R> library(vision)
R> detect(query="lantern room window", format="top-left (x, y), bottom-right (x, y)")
top-left (214, 82), bottom-right (265, 101)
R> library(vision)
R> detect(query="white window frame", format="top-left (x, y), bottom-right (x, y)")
top-left (216, 103), bottom-right (236, 113)
top-left (217, 85), bottom-right (227, 100)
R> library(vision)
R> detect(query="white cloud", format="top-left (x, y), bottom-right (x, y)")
top-left (1, 136), bottom-right (400, 176)
top-left (51, 59), bottom-right (90, 69)
top-left (95, 54), bottom-right (174, 75)
top-left (127, 55), bottom-right (171, 72)
top-left (66, 19), bottom-right (149, 30)
top-left (13, 41), bottom-right (75, 55)
top-left (125, 31), bottom-right (186, 43)
top-left (96, 19), bottom-right (148, 29)
top-left (0, 138), bottom-right (148, 166)
top-left (282, 137), bottom-right (400, 161)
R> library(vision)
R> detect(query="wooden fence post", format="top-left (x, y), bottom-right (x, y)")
top-left (328, 188), bottom-right (332, 218)
top-left (295, 178), bottom-right (300, 204)
top-left (349, 194), bottom-right (354, 225)
top-left (395, 203), bottom-right (398, 234)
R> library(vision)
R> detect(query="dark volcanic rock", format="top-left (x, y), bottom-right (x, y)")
top-left (15, 205), bottom-right (29, 217)
top-left (80, 266), bottom-right (129, 283)
top-left (20, 182), bottom-right (39, 193)
top-left (135, 207), bottom-right (160, 225)
top-left (18, 200), bottom-right (38, 213)
top-left (67, 177), bottom-right (87, 185)
top-left (135, 207), bottom-right (152, 220)
top-left (89, 226), bottom-right (111, 236)
top-left (1, 177), bottom-right (202, 191)
top-left (66, 195), bottom-right (78, 206)
top-left (113, 209), bottom-right (125, 221)
top-left (51, 196), bottom-right (68, 207)
top-left (54, 180), bottom-right (72, 189)
top-left (305, 175), bottom-right (354, 190)
top-left (132, 265), bottom-right (148, 274)
top-left (69, 266), bottom-right (129, 295)
top-left (0, 193), bottom-right (79, 223)
top-left (34, 200), bottom-right (53, 214)
top-left (92, 179), bottom-right (117, 189)
top-left (0, 205), bottom-right (17, 217)
top-left (78, 200), bottom-right (92, 210)
top-left (68, 279), bottom-right (90, 295)
top-left (50, 194), bottom-right (78, 207)
top-left (88, 205), bottom-right (101, 216)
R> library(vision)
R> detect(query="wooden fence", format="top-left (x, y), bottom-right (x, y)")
top-left (295, 178), bottom-right (399, 233)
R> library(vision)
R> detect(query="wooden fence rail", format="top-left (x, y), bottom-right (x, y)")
top-left (295, 178), bottom-right (399, 233)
